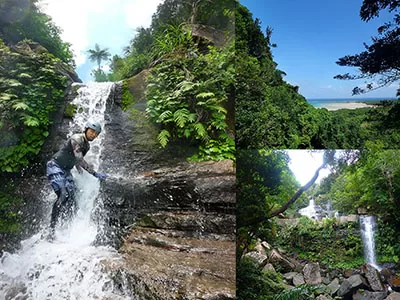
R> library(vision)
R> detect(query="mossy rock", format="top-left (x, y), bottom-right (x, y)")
top-left (64, 104), bottom-right (82, 118)
top-left (124, 69), bottom-right (150, 103)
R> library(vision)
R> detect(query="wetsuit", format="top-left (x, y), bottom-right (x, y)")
top-left (46, 133), bottom-right (95, 230)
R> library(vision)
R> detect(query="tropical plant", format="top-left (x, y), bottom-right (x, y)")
top-left (145, 25), bottom-right (234, 161)
top-left (87, 43), bottom-right (111, 71)
top-left (0, 39), bottom-right (67, 172)
top-left (335, 0), bottom-right (400, 96)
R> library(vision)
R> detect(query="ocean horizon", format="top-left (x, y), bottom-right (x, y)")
top-left (307, 97), bottom-right (398, 108)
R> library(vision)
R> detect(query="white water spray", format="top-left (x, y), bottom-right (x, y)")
top-left (298, 198), bottom-right (321, 220)
top-left (360, 215), bottom-right (380, 270)
top-left (0, 82), bottom-right (131, 300)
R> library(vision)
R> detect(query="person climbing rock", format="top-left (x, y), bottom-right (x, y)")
top-left (45, 121), bottom-right (107, 239)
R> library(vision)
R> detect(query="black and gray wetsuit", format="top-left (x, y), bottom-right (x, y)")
top-left (46, 133), bottom-right (95, 230)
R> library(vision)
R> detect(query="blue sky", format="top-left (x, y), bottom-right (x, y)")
top-left (240, 0), bottom-right (398, 99)
top-left (39, 0), bottom-right (164, 83)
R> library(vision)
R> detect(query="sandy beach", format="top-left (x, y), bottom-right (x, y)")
top-left (318, 102), bottom-right (375, 111)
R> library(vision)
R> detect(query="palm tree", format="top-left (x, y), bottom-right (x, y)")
top-left (87, 44), bottom-right (110, 70)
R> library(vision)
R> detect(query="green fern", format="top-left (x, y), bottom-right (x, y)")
top-left (157, 129), bottom-right (171, 147)
top-left (13, 102), bottom-right (29, 110)
top-left (174, 108), bottom-right (191, 127)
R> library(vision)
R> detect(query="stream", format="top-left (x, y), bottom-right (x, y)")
top-left (0, 82), bottom-right (132, 299)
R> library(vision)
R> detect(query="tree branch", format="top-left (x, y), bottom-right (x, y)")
top-left (269, 164), bottom-right (326, 218)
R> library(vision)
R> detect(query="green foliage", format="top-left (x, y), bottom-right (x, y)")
top-left (0, 0), bottom-right (74, 65)
top-left (274, 217), bottom-right (364, 269)
top-left (235, 2), bottom-right (400, 149)
top-left (0, 39), bottom-right (66, 172)
top-left (236, 150), bottom-right (301, 258)
top-left (87, 43), bottom-right (111, 71)
top-left (274, 285), bottom-right (321, 300)
top-left (237, 257), bottom-right (286, 300)
top-left (121, 80), bottom-right (135, 110)
top-left (64, 104), bottom-right (77, 118)
top-left (327, 148), bottom-right (400, 223)
top-left (376, 219), bottom-right (400, 263)
top-left (0, 190), bottom-right (22, 233)
top-left (146, 35), bottom-right (234, 161)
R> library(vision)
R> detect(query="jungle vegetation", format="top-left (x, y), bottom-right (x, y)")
top-left (236, 3), bottom-right (400, 150)
top-left (0, 0), bottom-right (75, 237)
top-left (237, 149), bottom-right (400, 299)
top-left (107, 0), bottom-right (236, 161)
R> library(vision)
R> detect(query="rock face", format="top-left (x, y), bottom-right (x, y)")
top-left (95, 77), bottom-right (236, 298)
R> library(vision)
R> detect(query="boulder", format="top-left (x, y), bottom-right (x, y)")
top-left (269, 249), bottom-right (296, 272)
top-left (353, 290), bottom-right (387, 300)
top-left (364, 264), bottom-right (384, 291)
top-left (389, 276), bottom-right (400, 292)
top-left (303, 262), bottom-right (322, 285)
top-left (337, 275), bottom-right (369, 298)
top-left (293, 273), bottom-right (305, 286)
top-left (387, 292), bottom-right (400, 300)
top-left (243, 252), bottom-right (268, 268)
top-left (263, 263), bottom-right (275, 272)
top-left (326, 278), bottom-right (340, 295)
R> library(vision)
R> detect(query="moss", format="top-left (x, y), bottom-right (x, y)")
top-left (121, 80), bottom-right (135, 110)
top-left (64, 103), bottom-right (77, 118)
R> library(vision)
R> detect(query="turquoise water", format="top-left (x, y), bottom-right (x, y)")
top-left (307, 97), bottom-right (397, 108)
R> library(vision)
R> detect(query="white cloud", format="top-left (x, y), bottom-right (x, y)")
top-left (124, 0), bottom-right (164, 30)
top-left (288, 150), bottom-right (330, 186)
top-left (39, 0), bottom-right (164, 67)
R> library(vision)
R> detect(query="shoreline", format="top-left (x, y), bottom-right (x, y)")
top-left (313, 102), bottom-right (376, 111)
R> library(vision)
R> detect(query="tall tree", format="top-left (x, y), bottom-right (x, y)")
top-left (87, 43), bottom-right (110, 71)
top-left (335, 0), bottom-right (400, 96)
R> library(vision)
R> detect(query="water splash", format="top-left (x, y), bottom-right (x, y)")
top-left (360, 215), bottom-right (380, 270)
top-left (0, 82), bottom-right (131, 299)
top-left (298, 198), bottom-right (322, 220)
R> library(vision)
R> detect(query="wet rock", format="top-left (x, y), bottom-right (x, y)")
top-left (263, 264), bottom-right (276, 272)
top-left (292, 273), bottom-right (305, 286)
top-left (326, 278), bottom-right (340, 295)
top-left (315, 295), bottom-right (331, 300)
top-left (352, 290), bottom-right (387, 300)
top-left (364, 264), bottom-right (384, 291)
top-left (4, 282), bottom-right (27, 300)
top-left (110, 225), bottom-right (235, 300)
top-left (389, 275), bottom-right (400, 292)
top-left (337, 274), bottom-right (369, 299)
top-left (303, 262), bottom-right (322, 285)
top-left (243, 252), bottom-right (268, 267)
top-left (387, 292), bottom-right (400, 300)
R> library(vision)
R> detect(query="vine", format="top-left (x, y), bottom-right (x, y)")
top-left (0, 39), bottom-right (67, 172)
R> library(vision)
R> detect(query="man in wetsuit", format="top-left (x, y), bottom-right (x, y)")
top-left (46, 121), bottom-right (107, 238)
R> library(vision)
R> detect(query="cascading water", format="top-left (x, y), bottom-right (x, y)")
top-left (0, 82), bottom-right (131, 300)
top-left (360, 215), bottom-right (380, 270)
top-left (298, 198), bottom-right (322, 220)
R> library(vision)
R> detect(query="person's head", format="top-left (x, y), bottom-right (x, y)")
top-left (84, 121), bottom-right (101, 141)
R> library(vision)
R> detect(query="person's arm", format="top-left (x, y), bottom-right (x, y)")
top-left (71, 135), bottom-right (107, 179)
top-left (71, 136), bottom-right (95, 174)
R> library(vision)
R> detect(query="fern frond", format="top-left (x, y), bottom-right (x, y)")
top-left (174, 108), bottom-right (190, 127)
top-left (13, 102), bottom-right (29, 110)
top-left (158, 129), bottom-right (171, 147)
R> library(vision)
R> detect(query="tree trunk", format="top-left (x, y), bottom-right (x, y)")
top-left (269, 164), bottom-right (326, 218)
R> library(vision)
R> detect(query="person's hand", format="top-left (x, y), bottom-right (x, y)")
top-left (93, 172), bottom-right (107, 180)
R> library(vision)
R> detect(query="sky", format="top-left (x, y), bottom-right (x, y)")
top-left (240, 0), bottom-right (398, 99)
top-left (39, 0), bottom-right (164, 83)
top-left (287, 150), bottom-right (331, 186)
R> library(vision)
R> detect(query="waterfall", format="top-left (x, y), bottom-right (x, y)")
top-left (360, 215), bottom-right (380, 270)
top-left (0, 82), bottom-right (132, 299)
top-left (298, 198), bottom-right (322, 220)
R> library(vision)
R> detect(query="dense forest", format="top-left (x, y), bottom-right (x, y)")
top-left (236, 3), bottom-right (400, 150)
top-left (237, 149), bottom-right (400, 299)
top-left (105, 0), bottom-right (236, 162)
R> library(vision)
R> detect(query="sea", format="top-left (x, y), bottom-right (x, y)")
top-left (307, 97), bottom-right (397, 109)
